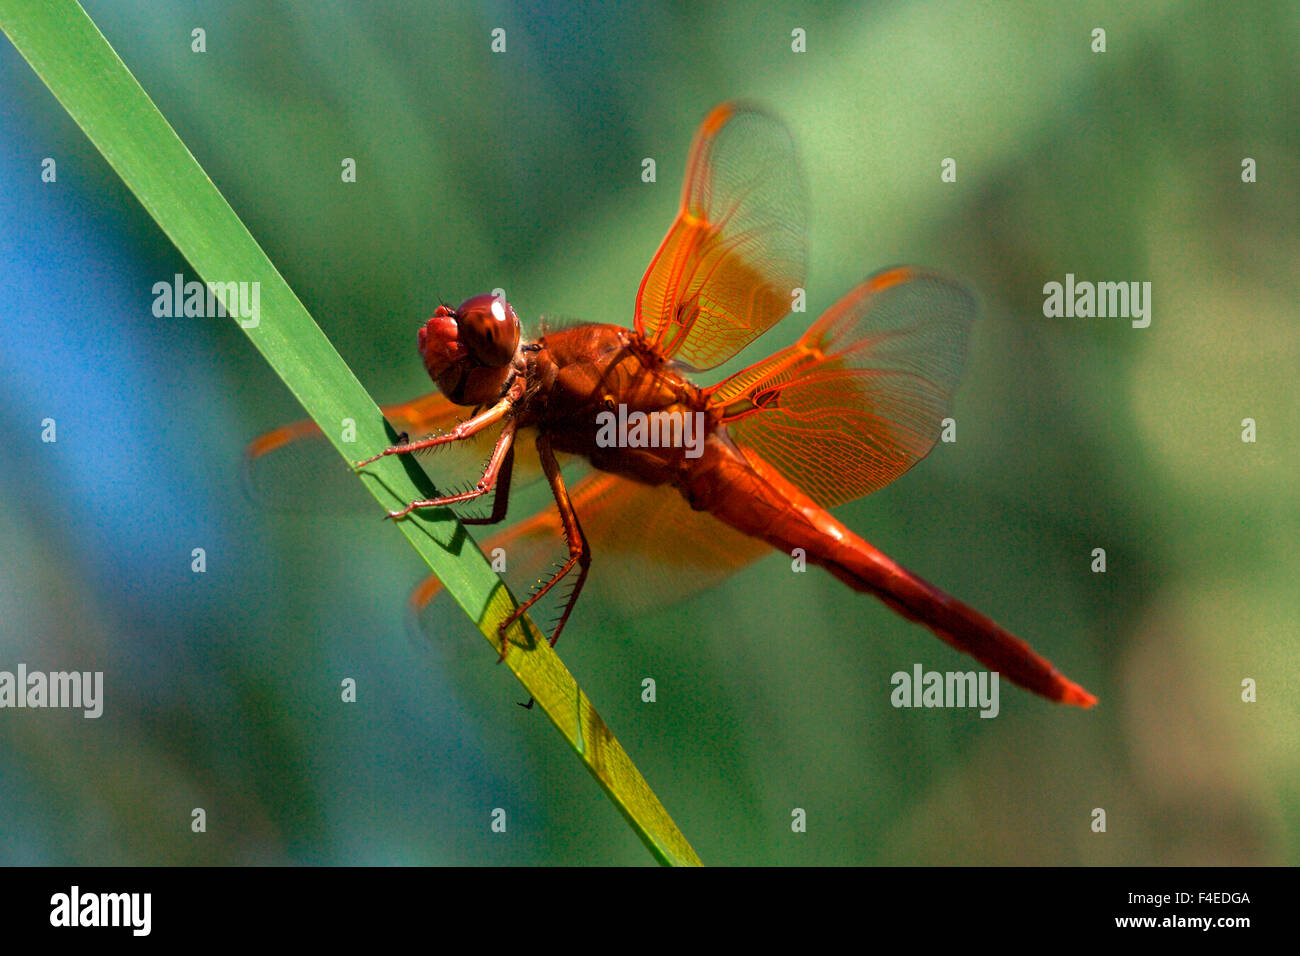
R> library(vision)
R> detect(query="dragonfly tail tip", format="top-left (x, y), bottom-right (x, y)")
top-left (1059, 681), bottom-right (1099, 708)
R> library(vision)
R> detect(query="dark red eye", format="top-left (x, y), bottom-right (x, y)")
top-left (455, 293), bottom-right (520, 367)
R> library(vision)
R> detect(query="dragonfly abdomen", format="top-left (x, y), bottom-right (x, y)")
top-left (681, 435), bottom-right (1096, 707)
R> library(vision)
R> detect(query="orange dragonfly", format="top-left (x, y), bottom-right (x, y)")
top-left (248, 103), bottom-right (1095, 708)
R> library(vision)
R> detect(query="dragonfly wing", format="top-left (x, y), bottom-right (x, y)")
top-left (243, 391), bottom-right (542, 516)
top-left (568, 474), bottom-right (772, 616)
top-left (411, 469), bottom-right (770, 647)
top-left (635, 102), bottom-right (808, 371)
top-left (707, 267), bottom-right (978, 508)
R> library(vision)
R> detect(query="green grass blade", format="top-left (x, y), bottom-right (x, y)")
top-left (0, 0), bottom-right (701, 867)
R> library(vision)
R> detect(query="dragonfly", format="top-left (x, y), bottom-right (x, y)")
top-left (247, 102), bottom-right (1096, 708)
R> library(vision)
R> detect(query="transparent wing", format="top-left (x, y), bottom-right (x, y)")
top-left (412, 469), bottom-right (771, 648)
top-left (243, 391), bottom-right (541, 516)
top-left (707, 267), bottom-right (977, 508)
top-left (635, 102), bottom-right (808, 371)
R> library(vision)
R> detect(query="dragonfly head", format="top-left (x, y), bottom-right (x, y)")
top-left (419, 293), bottom-right (521, 405)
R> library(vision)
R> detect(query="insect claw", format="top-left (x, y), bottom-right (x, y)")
top-left (495, 621), bottom-right (515, 663)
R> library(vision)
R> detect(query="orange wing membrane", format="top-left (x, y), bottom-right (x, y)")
top-left (635, 103), bottom-right (808, 371)
top-left (244, 391), bottom-right (541, 515)
top-left (245, 391), bottom-right (465, 463)
top-left (707, 267), bottom-right (977, 509)
top-left (411, 468), bottom-right (771, 641)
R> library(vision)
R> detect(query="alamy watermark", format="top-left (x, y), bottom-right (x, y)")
top-left (152, 273), bottom-right (260, 327)
top-left (50, 886), bottom-right (150, 936)
top-left (594, 403), bottom-right (706, 459)
top-left (891, 664), bottom-right (999, 718)
top-left (1042, 273), bottom-right (1151, 328)
top-left (0, 664), bottom-right (103, 718)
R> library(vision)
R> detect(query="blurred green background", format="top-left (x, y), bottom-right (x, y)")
top-left (1, 0), bottom-right (1296, 865)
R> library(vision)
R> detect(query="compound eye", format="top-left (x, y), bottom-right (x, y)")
top-left (456, 293), bottom-right (520, 367)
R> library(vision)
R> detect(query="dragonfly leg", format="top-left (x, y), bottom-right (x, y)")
top-left (460, 443), bottom-right (514, 527)
top-left (355, 389), bottom-right (517, 468)
top-left (387, 424), bottom-right (515, 519)
top-left (497, 433), bottom-right (590, 664)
